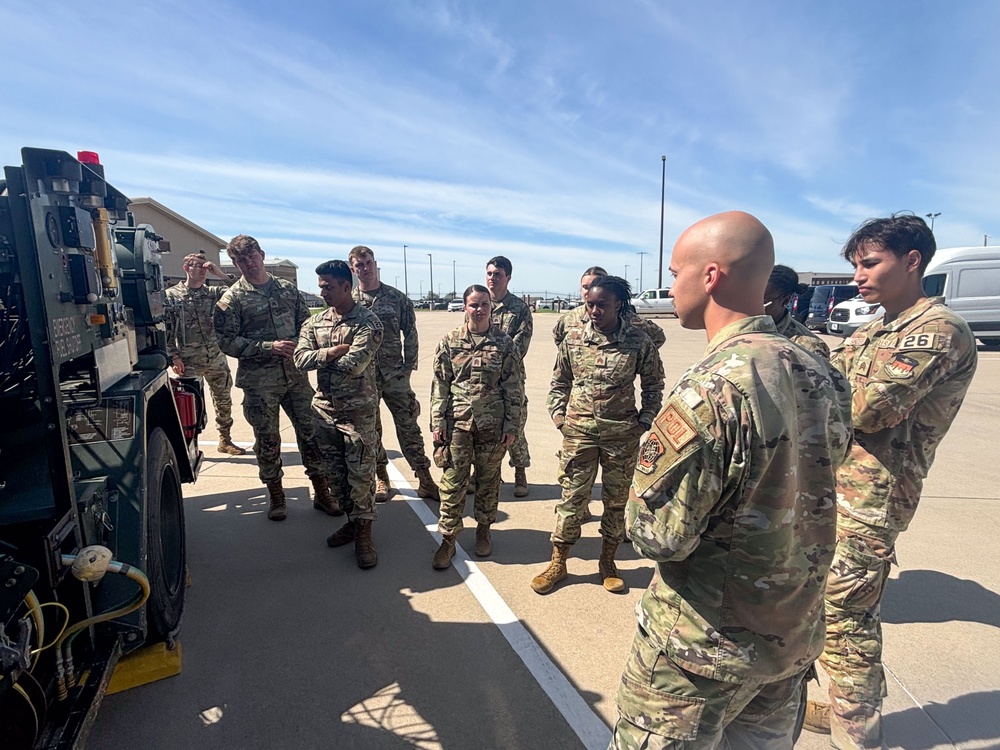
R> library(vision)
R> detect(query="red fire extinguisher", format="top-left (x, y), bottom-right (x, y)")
top-left (171, 379), bottom-right (198, 440)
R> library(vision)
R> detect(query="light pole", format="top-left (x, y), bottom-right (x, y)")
top-left (926, 212), bottom-right (941, 232)
top-left (637, 251), bottom-right (648, 292)
top-left (452, 260), bottom-right (456, 297)
top-left (624, 264), bottom-right (629, 285)
top-left (986, 235), bottom-right (992, 247)
top-left (420, 279), bottom-right (424, 298)
top-left (403, 244), bottom-right (409, 297)
top-left (428, 254), bottom-right (434, 306)
top-left (658, 155), bottom-right (666, 287)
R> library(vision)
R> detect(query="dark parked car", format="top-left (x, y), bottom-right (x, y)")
top-left (791, 286), bottom-right (816, 324)
top-left (806, 284), bottom-right (859, 332)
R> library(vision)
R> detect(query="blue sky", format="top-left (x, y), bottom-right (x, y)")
top-left (3, 1), bottom-right (998, 296)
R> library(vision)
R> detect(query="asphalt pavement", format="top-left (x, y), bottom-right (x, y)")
top-left (91, 310), bottom-right (1000, 750)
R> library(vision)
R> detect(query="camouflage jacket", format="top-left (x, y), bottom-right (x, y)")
top-left (430, 323), bottom-right (524, 441)
top-left (548, 319), bottom-right (664, 436)
top-left (490, 292), bottom-right (533, 360)
top-left (774, 309), bottom-right (830, 359)
top-left (352, 283), bottom-right (417, 378)
top-left (552, 304), bottom-right (667, 349)
top-left (293, 303), bottom-right (383, 430)
top-left (628, 316), bottom-right (852, 683)
top-left (214, 275), bottom-right (311, 389)
top-left (164, 281), bottom-right (229, 367)
top-left (831, 297), bottom-right (977, 535)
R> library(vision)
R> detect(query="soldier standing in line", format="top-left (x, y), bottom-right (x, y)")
top-left (803, 215), bottom-right (978, 748)
top-left (165, 251), bottom-right (246, 455)
top-left (214, 235), bottom-right (337, 521)
top-left (612, 212), bottom-right (852, 748)
top-left (532, 275), bottom-right (663, 596)
top-left (429, 285), bottom-right (523, 570)
top-left (348, 246), bottom-right (439, 502)
top-left (552, 266), bottom-right (666, 349)
top-left (485, 256), bottom-right (532, 497)
top-left (765, 264), bottom-right (830, 358)
top-left (294, 261), bottom-right (384, 569)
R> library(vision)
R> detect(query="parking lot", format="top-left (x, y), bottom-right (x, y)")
top-left (92, 311), bottom-right (1000, 749)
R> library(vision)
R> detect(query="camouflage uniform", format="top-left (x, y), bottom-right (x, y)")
top-left (293, 304), bottom-right (383, 520)
top-left (547, 319), bottom-right (664, 546)
top-left (490, 292), bottom-right (532, 468)
top-left (214, 275), bottom-right (325, 484)
top-left (352, 283), bottom-right (432, 472)
top-left (164, 280), bottom-right (236, 429)
top-left (431, 323), bottom-right (523, 536)
top-left (553, 304), bottom-right (667, 349)
top-left (820, 297), bottom-right (977, 749)
top-left (773, 308), bottom-right (830, 359)
top-left (613, 316), bottom-right (852, 748)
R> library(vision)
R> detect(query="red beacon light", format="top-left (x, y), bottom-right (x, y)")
top-left (77, 151), bottom-right (101, 165)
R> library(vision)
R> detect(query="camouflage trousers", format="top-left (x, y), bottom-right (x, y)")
top-left (242, 382), bottom-right (325, 484)
top-left (314, 416), bottom-right (377, 521)
top-left (437, 427), bottom-right (506, 536)
top-left (506, 392), bottom-right (531, 468)
top-left (552, 424), bottom-right (641, 546)
top-left (612, 625), bottom-right (808, 749)
top-left (185, 360), bottom-right (235, 430)
top-left (375, 370), bottom-right (431, 471)
top-left (819, 520), bottom-right (896, 750)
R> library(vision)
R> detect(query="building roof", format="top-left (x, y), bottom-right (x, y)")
top-left (129, 197), bottom-right (227, 248)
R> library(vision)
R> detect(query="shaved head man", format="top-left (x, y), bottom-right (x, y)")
top-left (611, 212), bottom-right (852, 748)
top-left (668, 210), bottom-right (774, 335)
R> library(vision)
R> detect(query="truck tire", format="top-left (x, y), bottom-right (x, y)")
top-left (146, 426), bottom-right (186, 642)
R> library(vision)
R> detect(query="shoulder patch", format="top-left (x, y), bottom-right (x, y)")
top-left (655, 404), bottom-right (698, 452)
top-left (636, 432), bottom-right (665, 475)
top-left (216, 299), bottom-right (229, 311)
top-left (883, 353), bottom-right (919, 379)
top-left (899, 332), bottom-right (945, 351)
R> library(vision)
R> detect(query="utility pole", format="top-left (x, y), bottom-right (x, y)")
top-left (624, 264), bottom-right (629, 285)
top-left (926, 212), bottom-right (941, 232)
top-left (428, 254), bottom-right (434, 306)
top-left (403, 244), bottom-right (409, 297)
top-left (638, 251), bottom-right (648, 292)
top-left (658, 155), bottom-right (666, 287)
top-left (986, 235), bottom-right (992, 246)
top-left (452, 260), bottom-right (456, 297)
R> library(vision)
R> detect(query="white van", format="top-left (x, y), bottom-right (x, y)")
top-left (634, 288), bottom-right (676, 317)
top-left (922, 246), bottom-right (1000, 347)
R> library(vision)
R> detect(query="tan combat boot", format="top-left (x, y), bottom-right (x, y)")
top-left (802, 700), bottom-right (832, 734)
top-left (474, 522), bottom-right (492, 557)
top-left (432, 533), bottom-right (458, 570)
top-left (375, 465), bottom-right (393, 504)
top-left (354, 519), bottom-right (378, 569)
top-left (598, 540), bottom-right (625, 593)
top-left (217, 426), bottom-right (247, 455)
top-left (311, 476), bottom-right (344, 516)
top-left (513, 467), bottom-right (528, 498)
top-left (530, 543), bottom-right (570, 594)
top-left (265, 481), bottom-right (286, 521)
top-left (326, 520), bottom-right (356, 547)
top-left (415, 466), bottom-right (440, 501)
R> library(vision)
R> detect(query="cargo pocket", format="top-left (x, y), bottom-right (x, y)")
top-left (825, 533), bottom-right (892, 612)
top-left (617, 674), bottom-right (706, 741)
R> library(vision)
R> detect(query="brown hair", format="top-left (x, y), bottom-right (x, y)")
top-left (348, 245), bottom-right (375, 264)
top-left (226, 234), bottom-right (262, 261)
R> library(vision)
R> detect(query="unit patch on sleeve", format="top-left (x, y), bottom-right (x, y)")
top-left (655, 404), bottom-right (698, 452)
top-left (636, 432), bottom-right (665, 475)
top-left (883, 353), bottom-right (919, 379)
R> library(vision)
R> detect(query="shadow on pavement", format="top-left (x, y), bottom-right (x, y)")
top-left (883, 570), bottom-right (1000, 628)
top-left (883, 690), bottom-right (1000, 749)
top-left (90, 488), bottom-right (597, 750)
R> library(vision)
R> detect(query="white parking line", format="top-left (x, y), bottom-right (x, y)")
top-left (385, 462), bottom-right (613, 750)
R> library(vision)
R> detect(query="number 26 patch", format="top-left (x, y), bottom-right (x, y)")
top-left (899, 332), bottom-right (943, 350)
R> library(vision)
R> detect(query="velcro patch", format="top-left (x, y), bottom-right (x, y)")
top-left (899, 332), bottom-right (944, 350)
top-left (655, 404), bottom-right (698, 452)
top-left (216, 299), bottom-right (229, 311)
top-left (636, 433), bottom-right (665, 475)
top-left (883, 353), bottom-right (919, 379)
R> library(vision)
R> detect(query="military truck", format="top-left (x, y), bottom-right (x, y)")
top-left (0, 148), bottom-right (204, 748)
